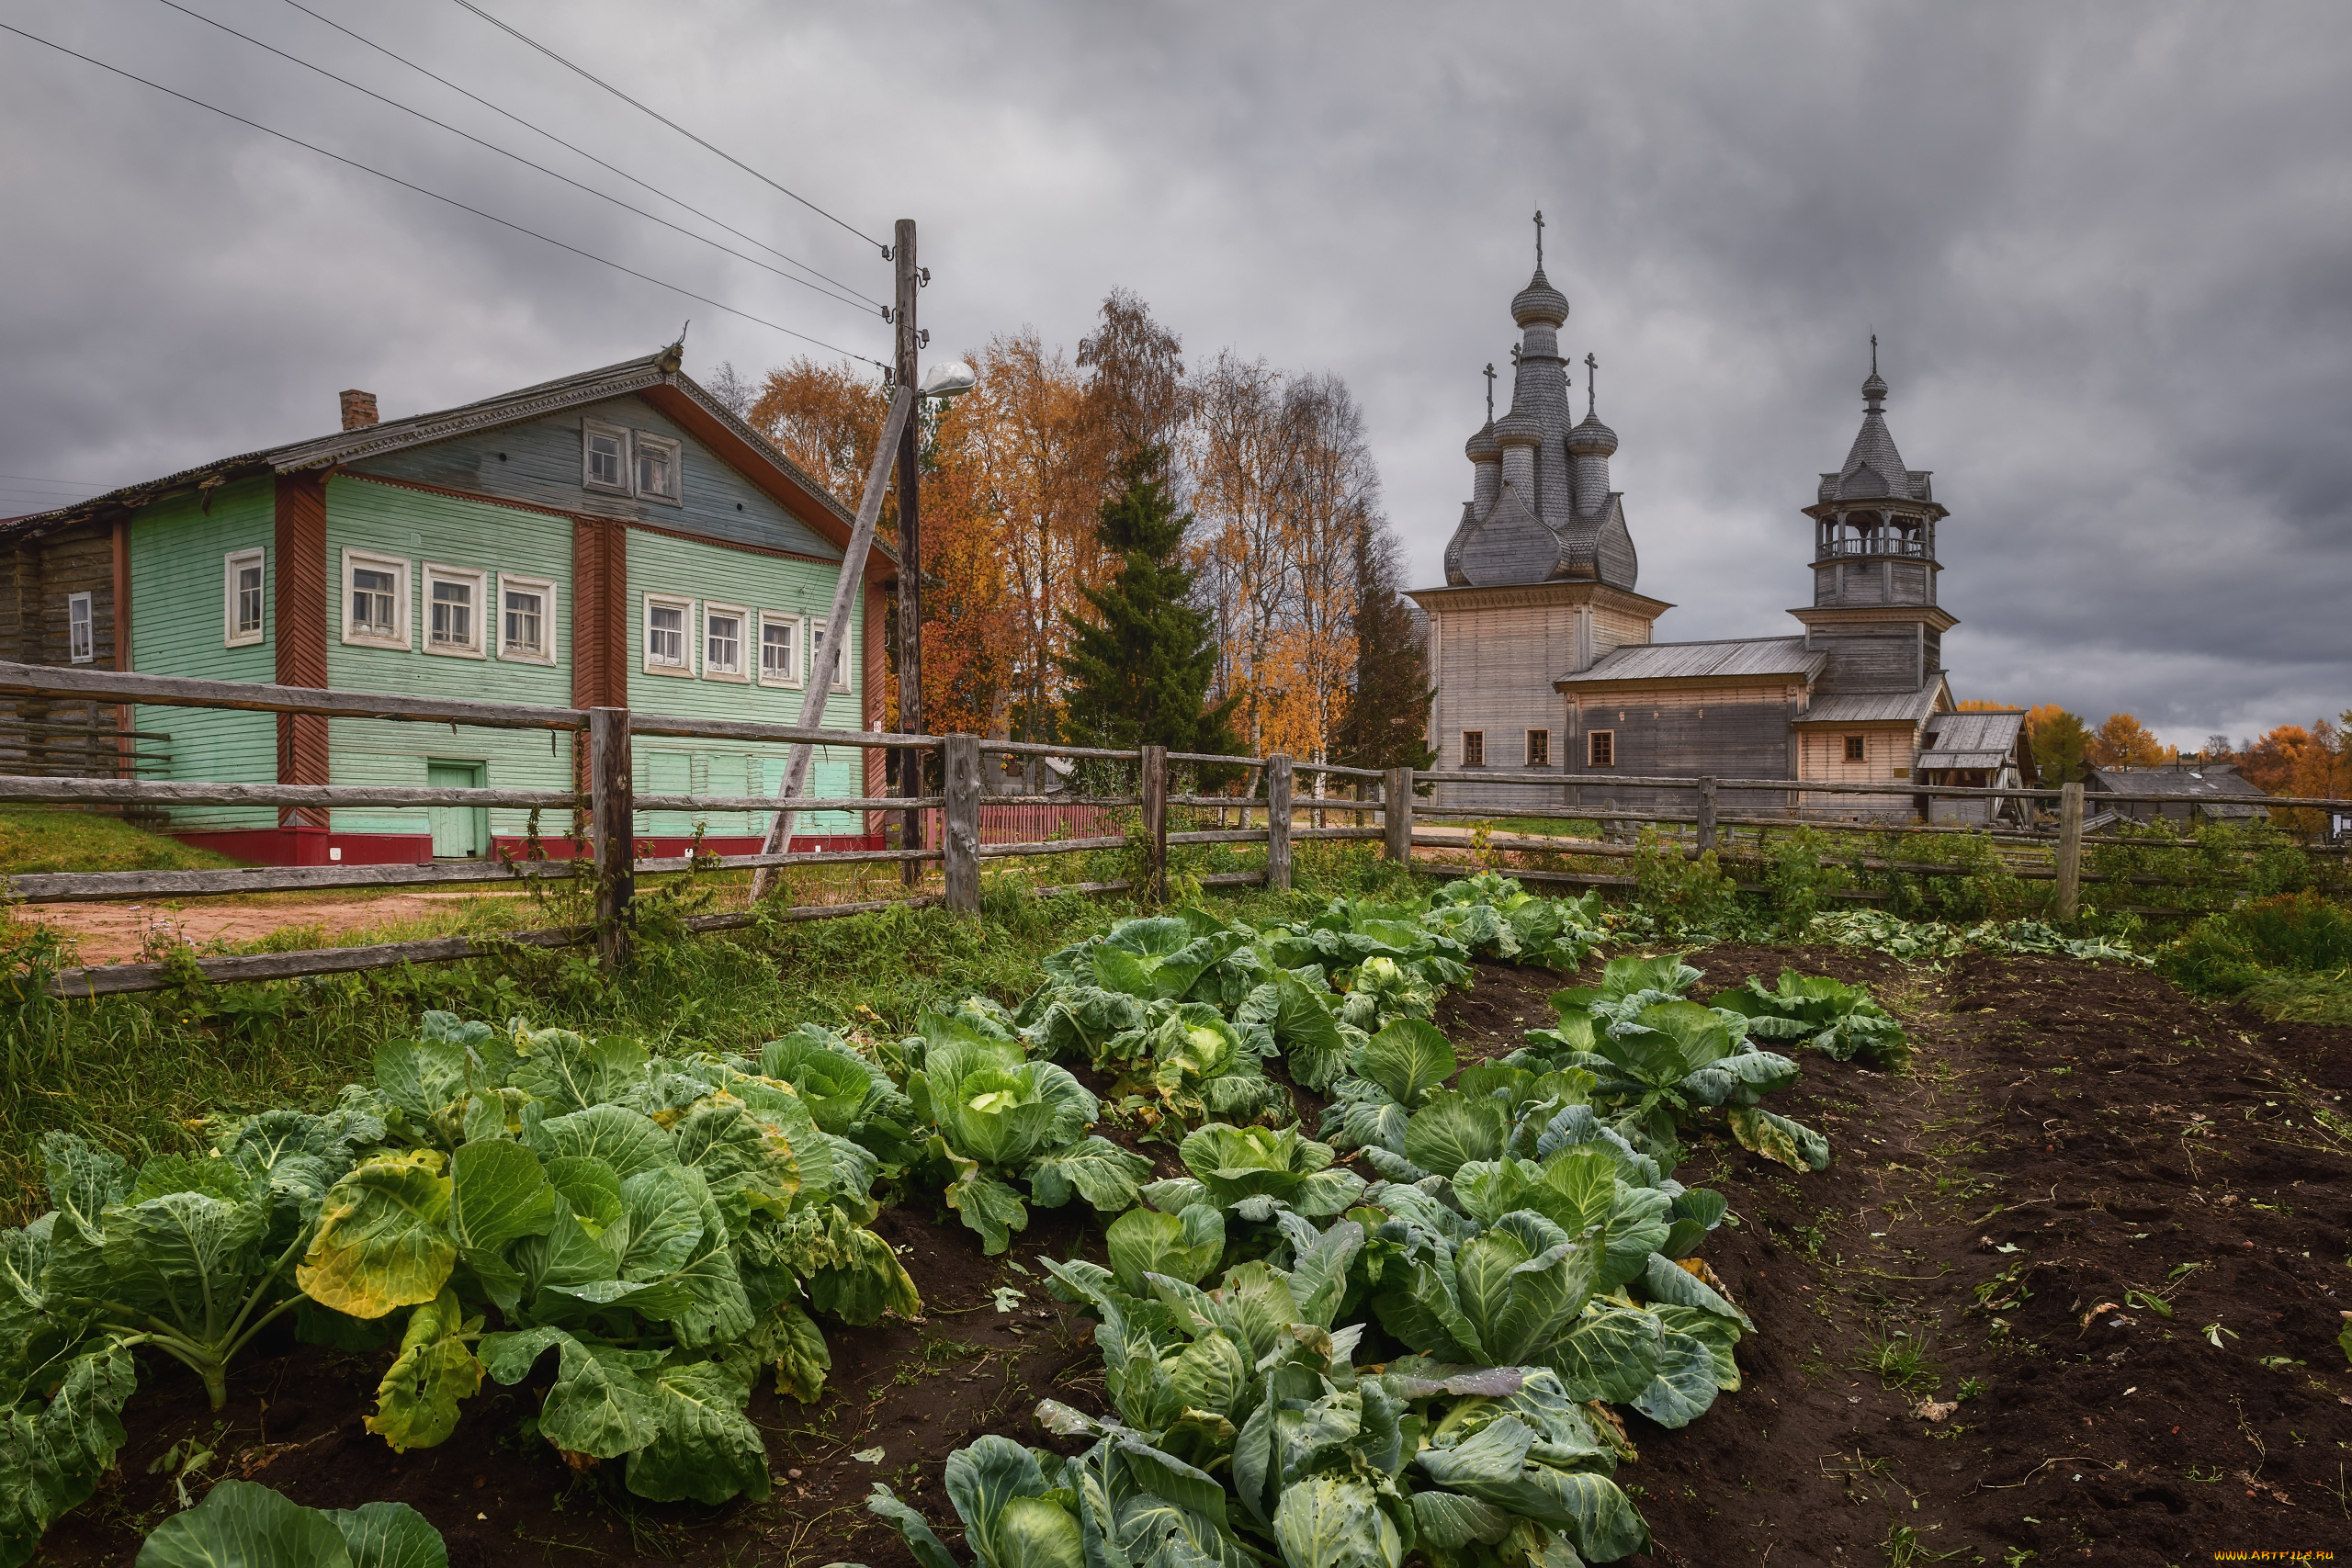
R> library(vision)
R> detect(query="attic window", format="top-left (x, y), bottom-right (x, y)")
top-left (583, 420), bottom-right (628, 493)
top-left (633, 433), bottom-right (683, 504)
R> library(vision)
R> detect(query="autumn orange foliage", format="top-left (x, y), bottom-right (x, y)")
top-left (2086, 712), bottom-right (2172, 769)
top-left (736, 293), bottom-right (1417, 771)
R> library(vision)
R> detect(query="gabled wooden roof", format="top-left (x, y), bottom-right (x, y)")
top-left (0, 345), bottom-right (890, 570)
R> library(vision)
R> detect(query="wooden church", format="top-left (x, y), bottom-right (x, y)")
top-left (1409, 243), bottom-right (2029, 821)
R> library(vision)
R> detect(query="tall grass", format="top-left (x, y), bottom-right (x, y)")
top-left (0, 841), bottom-right (1415, 1219)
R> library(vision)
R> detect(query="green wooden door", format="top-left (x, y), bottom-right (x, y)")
top-left (427, 761), bottom-right (488, 859)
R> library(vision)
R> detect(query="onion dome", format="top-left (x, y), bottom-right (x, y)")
top-left (1491, 407), bottom-right (1543, 446)
top-left (1510, 268), bottom-right (1569, 327)
top-left (1862, 368), bottom-right (1889, 411)
top-left (1566, 408), bottom-right (1618, 458)
top-left (1464, 420), bottom-right (1502, 462)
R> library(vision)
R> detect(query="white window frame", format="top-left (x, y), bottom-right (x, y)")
top-left (421, 562), bottom-right (488, 659)
top-left (495, 571), bottom-right (558, 665)
top-left (810, 620), bottom-right (853, 694)
top-left (631, 431), bottom-right (684, 505)
top-left (701, 601), bottom-right (749, 682)
top-left (757, 610), bottom-right (803, 688)
top-left (582, 419), bottom-right (630, 494)
top-left (341, 547), bottom-right (411, 650)
top-left (1587, 729), bottom-right (1615, 768)
top-left (67, 592), bottom-right (95, 664)
top-left (642, 591), bottom-right (695, 676)
top-left (223, 547), bottom-right (266, 648)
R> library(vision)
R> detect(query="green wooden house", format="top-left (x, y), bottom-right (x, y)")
top-left (0, 343), bottom-right (893, 865)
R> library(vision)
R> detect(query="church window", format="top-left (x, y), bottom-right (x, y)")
top-left (1525, 728), bottom-right (1549, 767)
top-left (1588, 729), bottom-right (1614, 768)
top-left (1461, 730), bottom-right (1485, 768)
top-left (1844, 735), bottom-right (1867, 762)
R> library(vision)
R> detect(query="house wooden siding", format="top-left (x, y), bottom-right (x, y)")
top-left (1, 516), bottom-right (122, 775)
top-left (621, 526), bottom-right (867, 839)
top-left (320, 477), bottom-right (577, 841)
top-left (347, 395), bottom-right (842, 565)
top-left (128, 479), bottom-right (278, 831)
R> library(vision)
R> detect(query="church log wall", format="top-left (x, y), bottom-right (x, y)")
top-left (1564, 683), bottom-right (1799, 816)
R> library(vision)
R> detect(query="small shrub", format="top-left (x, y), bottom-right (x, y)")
top-left (2162, 891), bottom-right (2352, 997)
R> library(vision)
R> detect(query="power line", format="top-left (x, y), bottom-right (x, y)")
top-left (0, 474), bottom-right (109, 489)
top-left (448, 0), bottom-right (888, 256)
top-left (150, 0), bottom-right (884, 317)
top-left (270, 0), bottom-right (883, 308)
top-left (0, 21), bottom-right (888, 368)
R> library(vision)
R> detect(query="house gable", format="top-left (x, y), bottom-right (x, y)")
top-left (346, 392), bottom-right (842, 562)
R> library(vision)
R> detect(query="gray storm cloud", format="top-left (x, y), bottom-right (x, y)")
top-left (2, 0), bottom-right (2344, 743)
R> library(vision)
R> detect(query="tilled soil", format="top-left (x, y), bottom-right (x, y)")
top-left (40, 946), bottom-right (2352, 1564)
top-left (1520, 943), bottom-right (2352, 1565)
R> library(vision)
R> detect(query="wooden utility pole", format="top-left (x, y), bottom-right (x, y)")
top-left (892, 219), bottom-right (923, 883)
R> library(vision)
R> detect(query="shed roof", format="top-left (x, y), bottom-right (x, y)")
top-left (2086, 766), bottom-right (2272, 805)
top-left (1917, 709), bottom-right (2026, 770)
top-left (0, 345), bottom-right (878, 562)
top-left (1555, 635), bottom-right (1825, 687)
top-left (1794, 687), bottom-right (1944, 726)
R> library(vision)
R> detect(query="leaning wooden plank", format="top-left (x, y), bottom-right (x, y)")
top-left (0, 659), bottom-right (583, 730)
top-left (4, 858), bottom-right (577, 903)
top-left (47, 924), bottom-right (593, 997)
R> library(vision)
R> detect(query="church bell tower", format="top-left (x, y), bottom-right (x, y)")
top-left (1790, 344), bottom-right (1955, 695)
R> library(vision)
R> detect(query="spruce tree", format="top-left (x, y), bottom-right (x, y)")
top-left (1057, 445), bottom-right (1238, 754)
top-left (1333, 527), bottom-right (1437, 771)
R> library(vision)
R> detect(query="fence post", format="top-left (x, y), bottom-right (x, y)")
top-left (1696, 776), bottom-right (1717, 854)
top-left (2055, 780), bottom-right (2085, 921)
top-left (1384, 766), bottom-right (1413, 863)
top-left (944, 733), bottom-right (980, 914)
top-left (588, 705), bottom-right (633, 970)
top-left (1140, 745), bottom-right (1169, 900)
top-left (1266, 752), bottom-right (1294, 892)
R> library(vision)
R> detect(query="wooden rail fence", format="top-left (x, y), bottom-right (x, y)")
top-left (1, 660), bottom-right (2344, 998)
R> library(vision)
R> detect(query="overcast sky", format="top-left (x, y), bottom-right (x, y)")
top-left (3, 1), bottom-right (2345, 745)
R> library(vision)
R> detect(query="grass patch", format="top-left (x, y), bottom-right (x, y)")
top-left (0, 842), bottom-right (1421, 1219)
top-left (0, 808), bottom-right (243, 875)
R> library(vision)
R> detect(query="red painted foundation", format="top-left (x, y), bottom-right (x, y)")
top-left (171, 828), bottom-right (886, 868)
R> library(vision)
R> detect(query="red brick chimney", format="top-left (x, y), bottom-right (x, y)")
top-left (339, 389), bottom-right (379, 432)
